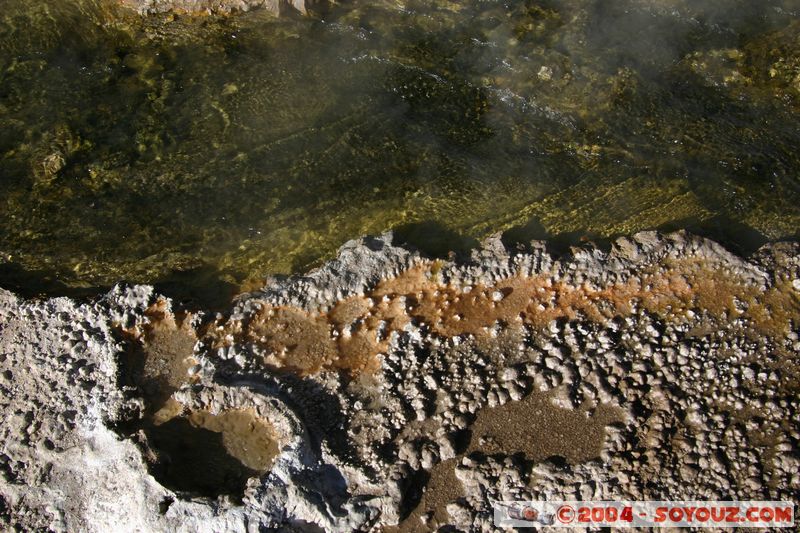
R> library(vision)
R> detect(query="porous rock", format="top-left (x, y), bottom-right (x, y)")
top-left (1, 231), bottom-right (798, 531)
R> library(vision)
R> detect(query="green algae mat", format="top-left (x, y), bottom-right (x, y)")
top-left (1, 0), bottom-right (799, 300)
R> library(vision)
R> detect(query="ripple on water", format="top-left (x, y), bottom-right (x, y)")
top-left (0, 0), bottom-right (799, 299)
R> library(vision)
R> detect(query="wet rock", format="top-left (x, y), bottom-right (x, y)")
top-left (2, 231), bottom-right (800, 530)
top-left (120, 0), bottom-right (323, 16)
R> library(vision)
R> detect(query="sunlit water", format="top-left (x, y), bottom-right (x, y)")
top-left (1, 0), bottom-right (799, 302)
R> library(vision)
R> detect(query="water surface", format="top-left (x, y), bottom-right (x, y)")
top-left (1, 0), bottom-right (799, 301)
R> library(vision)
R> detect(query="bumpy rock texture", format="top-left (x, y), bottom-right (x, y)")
top-left (1, 231), bottom-right (799, 531)
top-left (120, 0), bottom-right (323, 16)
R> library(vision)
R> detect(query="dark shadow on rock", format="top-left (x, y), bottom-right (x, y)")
top-left (451, 429), bottom-right (472, 456)
top-left (204, 371), bottom-right (360, 516)
top-left (285, 519), bottom-right (327, 533)
top-left (393, 221), bottom-right (479, 259)
top-left (141, 417), bottom-right (257, 499)
top-left (0, 259), bottom-right (239, 311)
top-left (543, 455), bottom-right (569, 469)
top-left (656, 215), bottom-right (769, 257)
top-left (114, 329), bottom-right (177, 418)
top-left (111, 330), bottom-right (257, 502)
top-left (277, 373), bottom-right (358, 469)
top-left (0, 494), bottom-right (10, 530)
top-left (0, 261), bottom-right (106, 302)
top-left (303, 0), bottom-right (335, 18)
top-left (501, 217), bottom-right (551, 251)
top-left (398, 468), bottom-right (431, 522)
top-left (363, 235), bottom-right (389, 252)
top-left (158, 496), bottom-right (174, 515)
top-left (502, 217), bottom-right (614, 257)
top-left (505, 214), bottom-right (774, 261)
top-left (214, 368), bottom-right (360, 476)
top-left (152, 263), bottom-right (240, 312)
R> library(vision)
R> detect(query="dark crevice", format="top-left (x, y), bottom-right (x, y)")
top-left (113, 327), bottom-right (256, 501)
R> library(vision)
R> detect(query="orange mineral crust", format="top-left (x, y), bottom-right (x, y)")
top-left (206, 254), bottom-right (800, 375)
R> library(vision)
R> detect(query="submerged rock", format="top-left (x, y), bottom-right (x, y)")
top-left (1, 231), bottom-right (799, 530)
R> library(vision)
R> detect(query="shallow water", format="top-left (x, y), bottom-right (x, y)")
top-left (1, 0), bottom-right (799, 301)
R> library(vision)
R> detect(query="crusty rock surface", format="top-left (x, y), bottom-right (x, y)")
top-left (120, 0), bottom-right (322, 16)
top-left (1, 231), bottom-right (799, 531)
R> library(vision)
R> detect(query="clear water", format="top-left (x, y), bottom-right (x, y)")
top-left (1, 0), bottom-right (799, 303)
